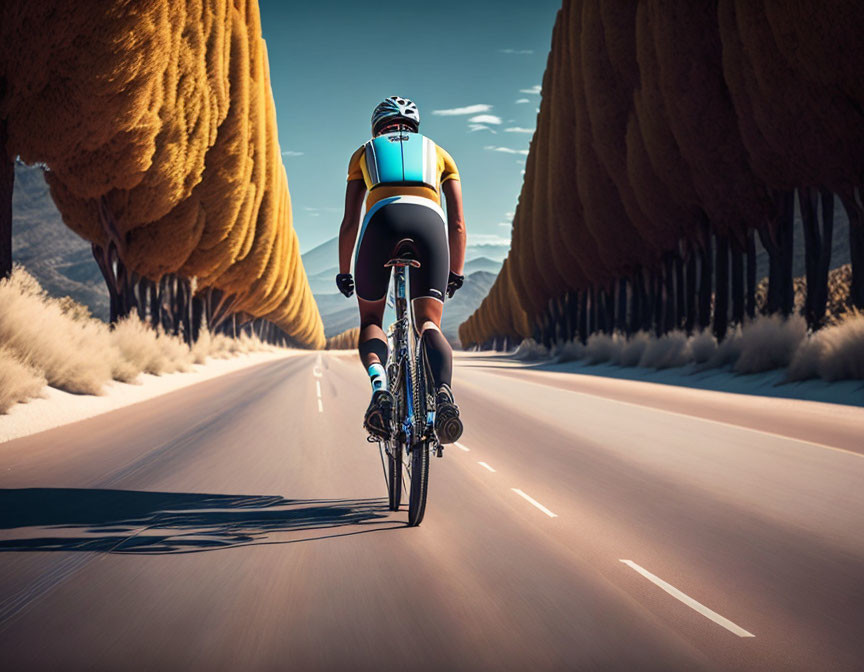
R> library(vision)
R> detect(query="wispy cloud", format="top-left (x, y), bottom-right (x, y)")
top-left (498, 222), bottom-right (511, 227)
top-left (469, 114), bottom-right (502, 125)
top-left (282, 150), bottom-right (304, 157)
top-left (519, 85), bottom-right (541, 95)
top-left (469, 233), bottom-right (511, 247)
top-left (505, 126), bottom-right (534, 134)
top-left (484, 145), bottom-right (530, 156)
top-left (499, 48), bottom-right (534, 55)
top-left (468, 124), bottom-right (497, 134)
top-left (515, 98), bottom-right (531, 104)
top-left (432, 104), bottom-right (492, 116)
top-left (506, 212), bottom-right (514, 218)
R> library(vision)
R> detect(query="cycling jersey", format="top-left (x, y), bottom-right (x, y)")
top-left (347, 131), bottom-right (460, 210)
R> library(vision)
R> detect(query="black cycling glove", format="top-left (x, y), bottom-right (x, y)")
top-left (446, 271), bottom-right (464, 298)
top-left (336, 273), bottom-right (354, 297)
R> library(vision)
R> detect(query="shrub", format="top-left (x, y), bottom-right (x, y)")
top-left (734, 315), bottom-right (806, 374)
top-left (513, 338), bottom-right (549, 361)
top-left (0, 268), bottom-right (113, 394)
top-left (618, 331), bottom-right (650, 367)
top-left (0, 347), bottom-right (46, 413)
top-left (554, 339), bottom-right (586, 363)
top-left (584, 333), bottom-right (621, 364)
top-left (639, 331), bottom-right (690, 369)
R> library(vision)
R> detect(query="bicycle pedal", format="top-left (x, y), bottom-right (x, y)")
top-left (435, 444), bottom-right (444, 458)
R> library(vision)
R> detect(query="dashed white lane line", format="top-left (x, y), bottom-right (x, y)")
top-left (477, 461), bottom-right (496, 472)
top-left (511, 488), bottom-right (558, 518)
top-left (454, 442), bottom-right (470, 452)
top-left (619, 560), bottom-right (755, 638)
top-left (316, 380), bottom-right (322, 397)
top-left (317, 398), bottom-right (324, 413)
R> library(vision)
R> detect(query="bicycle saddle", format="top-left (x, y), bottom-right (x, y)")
top-left (384, 239), bottom-right (422, 268)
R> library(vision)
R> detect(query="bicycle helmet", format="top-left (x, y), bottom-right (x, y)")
top-left (371, 96), bottom-right (420, 135)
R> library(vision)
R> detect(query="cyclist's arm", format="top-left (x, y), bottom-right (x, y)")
top-left (339, 179), bottom-right (366, 274)
top-left (442, 179), bottom-right (466, 275)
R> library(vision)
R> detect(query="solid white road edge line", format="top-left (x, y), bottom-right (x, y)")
top-left (619, 560), bottom-right (755, 638)
top-left (511, 488), bottom-right (558, 518)
top-left (316, 380), bottom-right (322, 398)
top-left (478, 461), bottom-right (496, 472)
top-left (317, 399), bottom-right (323, 413)
top-left (454, 442), bottom-right (470, 452)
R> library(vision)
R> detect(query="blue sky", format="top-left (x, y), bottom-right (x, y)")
top-left (258, 0), bottom-right (561, 258)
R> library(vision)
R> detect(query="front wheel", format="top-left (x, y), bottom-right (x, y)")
top-left (407, 441), bottom-right (430, 526)
top-left (387, 441), bottom-right (403, 511)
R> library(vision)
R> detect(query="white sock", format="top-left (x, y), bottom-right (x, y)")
top-left (368, 363), bottom-right (387, 392)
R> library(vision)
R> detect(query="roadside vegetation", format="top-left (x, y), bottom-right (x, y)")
top-left (325, 327), bottom-right (360, 350)
top-left (461, 3), bottom-right (864, 391)
top-left (0, 268), bottom-right (273, 413)
top-left (509, 309), bottom-right (864, 384)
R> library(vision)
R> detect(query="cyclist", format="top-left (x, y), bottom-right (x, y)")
top-left (336, 95), bottom-right (466, 444)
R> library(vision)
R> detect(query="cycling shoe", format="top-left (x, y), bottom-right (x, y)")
top-left (364, 389), bottom-right (394, 440)
top-left (434, 384), bottom-right (463, 444)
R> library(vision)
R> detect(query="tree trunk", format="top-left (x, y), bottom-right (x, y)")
top-left (616, 277), bottom-right (628, 333)
top-left (799, 187), bottom-right (834, 328)
top-left (698, 236), bottom-right (713, 330)
top-left (714, 233), bottom-right (730, 341)
top-left (628, 273), bottom-right (641, 335)
top-left (684, 250), bottom-right (697, 334)
top-left (651, 270), bottom-right (663, 337)
top-left (746, 229), bottom-right (757, 319)
top-left (191, 294), bottom-right (204, 343)
top-left (776, 190), bottom-right (796, 316)
top-left (663, 255), bottom-right (675, 334)
top-left (578, 290), bottom-right (588, 344)
top-left (674, 252), bottom-right (685, 330)
top-left (839, 188), bottom-right (864, 309)
top-left (730, 239), bottom-right (744, 326)
top-left (151, 277), bottom-right (163, 328)
top-left (0, 111), bottom-right (13, 280)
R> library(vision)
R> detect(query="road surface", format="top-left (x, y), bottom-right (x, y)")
top-left (1, 352), bottom-right (862, 670)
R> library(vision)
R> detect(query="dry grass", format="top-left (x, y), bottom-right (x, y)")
top-left (788, 310), bottom-right (864, 381)
top-left (734, 315), bottom-right (806, 374)
top-left (639, 331), bottom-right (690, 369)
top-left (0, 347), bottom-right (46, 413)
top-left (0, 268), bottom-right (281, 413)
top-left (512, 338), bottom-right (550, 361)
top-left (525, 310), bottom-right (864, 384)
top-left (326, 327), bottom-right (360, 350)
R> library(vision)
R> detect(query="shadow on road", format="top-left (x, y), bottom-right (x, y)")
top-left (0, 488), bottom-right (399, 554)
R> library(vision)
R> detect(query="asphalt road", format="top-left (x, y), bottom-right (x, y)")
top-left (1, 351), bottom-right (862, 671)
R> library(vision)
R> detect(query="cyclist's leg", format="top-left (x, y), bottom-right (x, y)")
top-left (412, 299), bottom-right (450, 388)
top-left (402, 205), bottom-right (462, 443)
top-left (354, 209), bottom-right (396, 437)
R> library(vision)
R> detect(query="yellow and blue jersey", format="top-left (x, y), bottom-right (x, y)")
top-left (347, 131), bottom-right (459, 210)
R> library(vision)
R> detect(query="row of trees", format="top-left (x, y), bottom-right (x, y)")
top-left (1, 0), bottom-right (324, 347)
top-left (460, 0), bottom-right (864, 350)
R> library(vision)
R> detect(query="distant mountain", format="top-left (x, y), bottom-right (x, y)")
top-left (464, 256), bottom-right (502, 276)
top-left (440, 270), bottom-right (497, 346)
top-left (302, 235), bottom-right (502, 345)
top-left (11, 163), bottom-right (109, 320)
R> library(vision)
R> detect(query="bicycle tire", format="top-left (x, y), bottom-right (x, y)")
top-left (407, 340), bottom-right (432, 526)
top-left (407, 440), bottom-right (430, 526)
top-left (387, 441), bottom-right (403, 511)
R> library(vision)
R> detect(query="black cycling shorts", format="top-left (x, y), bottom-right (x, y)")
top-left (354, 197), bottom-right (449, 302)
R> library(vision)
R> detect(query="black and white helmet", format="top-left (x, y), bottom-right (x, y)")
top-left (371, 96), bottom-right (420, 135)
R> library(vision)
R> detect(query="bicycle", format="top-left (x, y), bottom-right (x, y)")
top-left (371, 248), bottom-right (443, 527)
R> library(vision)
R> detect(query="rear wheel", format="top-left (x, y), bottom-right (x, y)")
top-left (387, 441), bottom-right (402, 511)
top-left (407, 441), bottom-right (430, 526)
top-left (407, 342), bottom-right (432, 526)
